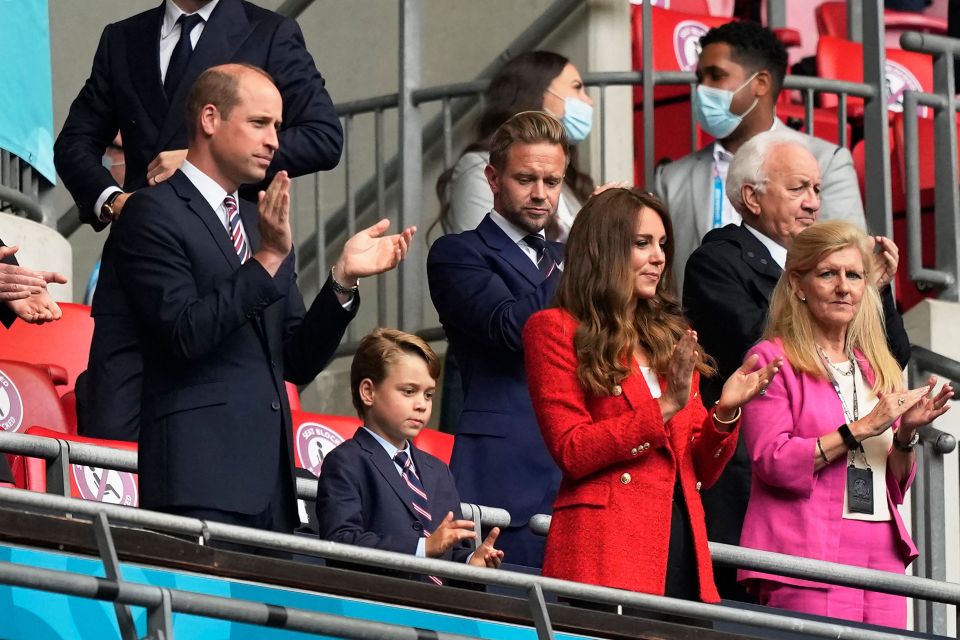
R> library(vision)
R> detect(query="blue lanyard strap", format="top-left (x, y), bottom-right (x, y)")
top-left (712, 169), bottom-right (724, 229)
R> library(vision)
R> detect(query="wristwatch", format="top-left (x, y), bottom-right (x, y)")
top-left (893, 430), bottom-right (920, 452)
top-left (100, 191), bottom-right (123, 223)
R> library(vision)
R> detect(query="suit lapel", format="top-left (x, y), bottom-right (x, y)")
top-left (733, 225), bottom-right (784, 296)
top-left (355, 429), bottom-right (419, 521)
top-left (476, 214), bottom-right (543, 286)
top-left (619, 361), bottom-right (655, 412)
top-left (691, 149), bottom-right (715, 242)
top-left (128, 5), bottom-right (168, 133)
top-left (156, 0), bottom-right (254, 151)
top-left (169, 171), bottom-right (240, 269)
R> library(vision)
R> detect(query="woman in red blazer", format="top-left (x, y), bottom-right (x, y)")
top-left (523, 189), bottom-right (779, 602)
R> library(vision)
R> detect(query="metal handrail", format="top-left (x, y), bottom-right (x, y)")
top-left (0, 558), bottom-right (476, 640)
top-left (0, 485), bottom-right (939, 639)
top-left (0, 429), bottom-right (511, 530)
top-left (528, 512), bottom-right (960, 603)
top-left (0, 185), bottom-right (43, 222)
top-left (3, 429), bottom-right (958, 607)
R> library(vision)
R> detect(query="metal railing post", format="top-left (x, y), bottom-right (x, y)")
top-left (847, 0), bottom-right (863, 43)
top-left (527, 583), bottom-right (555, 640)
top-left (398, 0), bottom-right (424, 331)
top-left (147, 587), bottom-right (174, 640)
top-left (47, 438), bottom-right (70, 498)
top-left (765, 0), bottom-right (786, 29)
top-left (641, 0), bottom-right (654, 190)
top-left (931, 44), bottom-right (960, 301)
top-left (861, 0), bottom-right (892, 238)
top-left (91, 512), bottom-right (138, 640)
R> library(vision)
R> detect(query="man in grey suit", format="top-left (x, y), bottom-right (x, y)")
top-left (655, 21), bottom-right (864, 293)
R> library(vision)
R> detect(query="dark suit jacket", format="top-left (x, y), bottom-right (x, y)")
top-left (315, 427), bottom-right (472, 581)
top-left (683, 222), bottom-right (911, 549)
top-left (426, 214), bottom-right (563, 568)
top-left (54, 0), bottom-right (342, 229)
top-left (112, 170), bottom-right (354, 518)
top-left (0, 240), bottom-right (16, 328)
top-left (65, 0), bottom-right (342, 441)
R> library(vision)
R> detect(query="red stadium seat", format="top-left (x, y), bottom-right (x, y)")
top-left (0, 359), bottom-right (74, 488)
top-left (412, 428), bottom-right (454, 465)
top-left (816, 36), bottom-right (933, 118)
top-left (291, 409), bottom-right (361, 477)
top-left (816, 1), bottom-right (947, 43)
top-left (285, 382), bottom-right (302, 411)
top-left (631, 6), bottom-right (734, 182)
top-left (290, 408), bottom-right (454, 475)
top-left (24, 426), bottom-right (139, 506)
top-left (0, 302), bottom-right (94, 395)
top-left (633, 0), bottom-right (711, 15)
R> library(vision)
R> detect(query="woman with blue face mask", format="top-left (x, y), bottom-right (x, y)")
top-left (430, 51), bottom-right (596, 243)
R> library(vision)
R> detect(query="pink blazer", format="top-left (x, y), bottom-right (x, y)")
top-left (738, 339), bottom-right (918, 589)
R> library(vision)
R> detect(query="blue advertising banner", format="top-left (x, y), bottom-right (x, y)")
top-left (0, 544), bottom-right (597, 639)
top-left (0, 0), bottom-right (55, 183)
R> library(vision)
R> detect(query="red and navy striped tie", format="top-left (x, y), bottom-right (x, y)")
top-left (394, 450), bottom-right (443, 585)
top-left (224, 195), bottom-right (250, 262)
top-left (522, 234), bottom-right (556, 279)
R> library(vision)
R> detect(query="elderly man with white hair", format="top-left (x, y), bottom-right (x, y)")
top-left (682, 128), bottom-right (911, 602)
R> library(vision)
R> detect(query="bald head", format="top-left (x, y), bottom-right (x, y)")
top-left (729, 131), bottom-right (821, 247)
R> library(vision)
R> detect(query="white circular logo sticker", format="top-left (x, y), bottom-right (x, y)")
top-left (0, 369), bottom-right (24, 434)
top-left (885, 59), bottom-right (927, 117)
top-left (673, 20), bottom-right (709, 72)
top-left (295, 422), bottom-right (346, 477)
top-left (72, 465), bottom-right (139, 506)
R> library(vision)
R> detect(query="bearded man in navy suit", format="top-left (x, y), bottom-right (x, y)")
top-left (426, 111), bottom-right (569, 568)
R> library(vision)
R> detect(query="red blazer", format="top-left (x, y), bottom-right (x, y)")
top-left (523, 308), bottom-right (738, 602)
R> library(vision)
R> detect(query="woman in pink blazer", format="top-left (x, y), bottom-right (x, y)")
top-left (524, 189), bottom-right (778, 602)
top-left (740, 221), bottom-right (953, 627)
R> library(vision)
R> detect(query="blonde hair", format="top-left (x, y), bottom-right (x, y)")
top-left (763, 221), bottom-right (903, 393)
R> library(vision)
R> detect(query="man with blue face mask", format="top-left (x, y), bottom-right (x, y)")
top-left (655, 21), bottom-right (865, 295)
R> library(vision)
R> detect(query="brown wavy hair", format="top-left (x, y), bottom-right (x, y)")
top-left (555, 189), bottom-right (715, 396)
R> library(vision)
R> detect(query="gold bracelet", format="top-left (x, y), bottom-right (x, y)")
top-left (816, 437), bottom-right (830, 464)
top-left (712, 402), bottom-right (741, 425)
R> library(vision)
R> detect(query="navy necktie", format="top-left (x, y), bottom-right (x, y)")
top-left (394, 450), bottom-right (442, 585)
top-left (523, 234), bottom-right (557, 279)
top-left (164, 13), bottom-right (204, 99)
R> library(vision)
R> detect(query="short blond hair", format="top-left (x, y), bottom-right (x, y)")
top-left (488, 111), bottom-right (570, 170)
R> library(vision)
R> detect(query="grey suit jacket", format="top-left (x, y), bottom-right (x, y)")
top-left (654, 120), bottom-right (865, 294)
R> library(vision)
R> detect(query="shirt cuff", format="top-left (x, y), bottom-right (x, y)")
top-left (416, 537), bottom-right (426, 557)
top-left (95, 186), bottom-right (123, 223)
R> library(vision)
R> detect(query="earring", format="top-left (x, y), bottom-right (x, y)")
top-left (800, 296), bottom-right (807, 303)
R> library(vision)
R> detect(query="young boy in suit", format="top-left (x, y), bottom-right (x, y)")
top-left (315, 328), bottom-right (503, 582)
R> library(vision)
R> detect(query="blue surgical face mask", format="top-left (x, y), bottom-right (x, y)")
top-left (693, 72), bottom-right (759, 139)
top-left (548, 89), bottom-right (593, 143)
